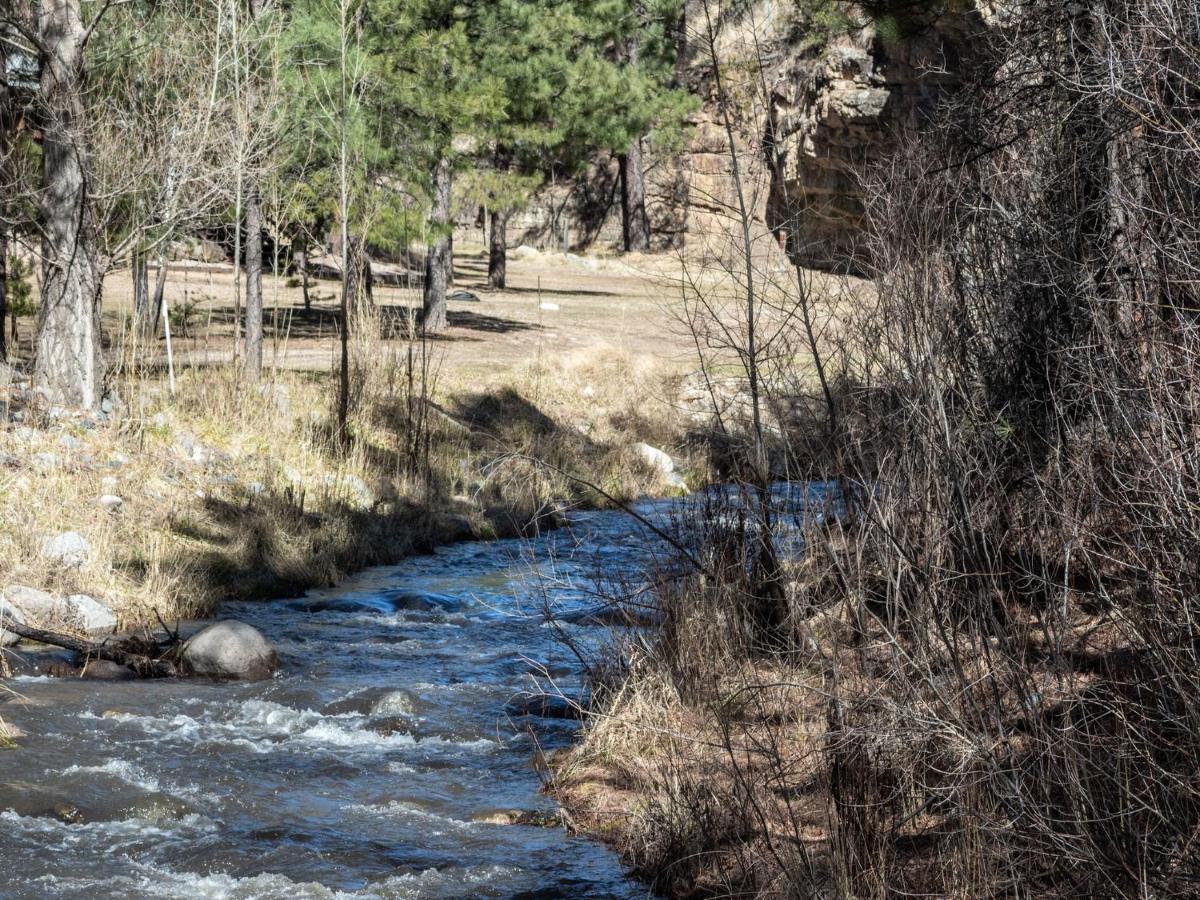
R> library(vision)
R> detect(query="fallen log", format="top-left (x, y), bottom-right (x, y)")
top-left (2, 620), bottom-right (179, 678)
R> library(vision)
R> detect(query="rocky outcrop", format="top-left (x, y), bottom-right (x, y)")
top-left (487, 3), bottom-right (985, 270)
top-left (763, 11), bottom-right (987, 272)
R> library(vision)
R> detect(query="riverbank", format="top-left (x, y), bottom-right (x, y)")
top-left (0, 247), bottom-right (699, 651)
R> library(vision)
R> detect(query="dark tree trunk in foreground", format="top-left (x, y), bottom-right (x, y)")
top-left (423, 155), bottom-right (451, 332)
top-left (488, 209), bottom-right (508, 289)
top-left (243, 184), bottom-right (264, 381)
top-left (35, 0), bottom-right (103, 409)
top-left (620, 141), bottom-right (650, 252)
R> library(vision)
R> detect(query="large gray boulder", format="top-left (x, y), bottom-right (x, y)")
top-left (41, 532), bottom-right (90, 569)
top-left (181, 621), bottom-right (278, 681)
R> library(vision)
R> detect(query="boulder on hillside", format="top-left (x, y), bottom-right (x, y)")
top-left (180, 621), bottom-right (278, 681)
top-left (62, 595), bottom-right (118, 636)
top-left (41, 532), bottom-right (90, 569)
top-left (1, 585), bottom-right (58, 622)
top-left (0, 586), bottom-right (117, 637)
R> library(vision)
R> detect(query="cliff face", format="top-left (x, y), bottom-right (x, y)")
top-left (760, 10), bottom-right (987, 272)
top-left (475, 5), bottom-right (986, 268)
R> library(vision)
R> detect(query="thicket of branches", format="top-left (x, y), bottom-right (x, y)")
top-left (572, 1), bottom-right (1200, 896)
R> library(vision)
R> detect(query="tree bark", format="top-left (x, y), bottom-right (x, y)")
top-left (488, 209), bottom-right (508, 289)
top-left (0, 227), bottom-right (7, 363)
top-left (34, 0), bottom-right (103, 410)
top-left (345, 233), bottom-right (374, 322)
top-left (620, 141), bottom-right (650, 252)
top-left (132, 251), bottom-right (150, 336)
top-left (422, 155), bottom-right (451, 332)
top-left (293, 233), bottom-right (310, 310)
top-left (243, 184), bottom-right (264, 381)
top-left (149, 253), bottom-right (167, 336)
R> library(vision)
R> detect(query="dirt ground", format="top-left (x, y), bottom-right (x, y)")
top-left (55, 243), bottom-right (703, 389)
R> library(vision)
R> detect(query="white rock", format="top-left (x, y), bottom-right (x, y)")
top-left (62, 595), bottom-right (118, 636)
top-left (539, 302), bottom-right (560, 312)
top-left (634, 442), bottom-right (676, 475)
top-left (181, 621), bottom-right (278, 681)
top-left (99, 494), bottom-right (124, 512)
top-left (41, 532), bottom-right (90, 569)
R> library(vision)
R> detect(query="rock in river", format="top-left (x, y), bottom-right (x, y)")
top-left (181, 620), bottom-right (278, 681)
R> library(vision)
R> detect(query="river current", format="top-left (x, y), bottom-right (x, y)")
top-left (0, 506), bottom-right (664, 899)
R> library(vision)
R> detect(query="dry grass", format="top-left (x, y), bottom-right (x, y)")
top-left (0, 249), bottom-right (698, 630)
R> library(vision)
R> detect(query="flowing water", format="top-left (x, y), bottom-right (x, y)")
top-left (0, 506), bottom-right (668, 899)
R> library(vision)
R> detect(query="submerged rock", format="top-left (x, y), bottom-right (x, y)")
top-left (80, 659), bottom-right (135, 681)
top-left (505, 692), bottom-right (587, 720)
top-left (181, 621), bottom-right (278, 681)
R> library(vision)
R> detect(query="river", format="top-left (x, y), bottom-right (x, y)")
top-left (0, 505), bottom-right (664, 899)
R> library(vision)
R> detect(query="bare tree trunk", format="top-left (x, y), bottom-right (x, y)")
top-left (620, 18), bottom-right (651, 254)
top-left (149, 253), bottom-right (167, 336)
top-left (243, 183), bottom-right (263, 381)
top-left (345, 233), bottom-right (373, 320)
top-left (423, 154), bottom-right (451, 332)
top-left (620, 143), bottom-right (650, 253)
top-left (293, 232), bottom-right (310, 311)
top-left (488, 209), bottom-right (508, 289)
top-left (35, 0), bottom-right (103, 410)
top-left (132, 251), bottom-right (150, 336)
